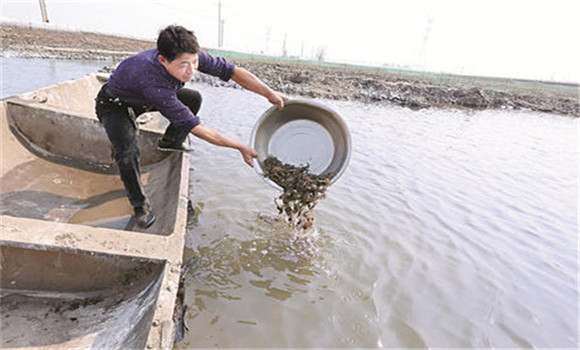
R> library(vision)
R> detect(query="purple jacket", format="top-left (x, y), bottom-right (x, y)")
top-left (107, 49), bottom-right (235, 131)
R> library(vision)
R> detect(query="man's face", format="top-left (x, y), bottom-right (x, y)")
top-left (158, 52), bottom-right (199, 83)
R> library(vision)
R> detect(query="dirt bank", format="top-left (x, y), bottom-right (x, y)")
top-left (2, 24), bottom-right (578, 116)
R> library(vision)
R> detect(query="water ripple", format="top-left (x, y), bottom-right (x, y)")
top-left (180, 84), bottom-right (578, 348)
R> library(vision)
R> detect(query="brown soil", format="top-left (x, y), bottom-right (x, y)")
top-left (2, 24), bottom-right (578, 116)
top-left (1, 24), bottom-right (153, 59)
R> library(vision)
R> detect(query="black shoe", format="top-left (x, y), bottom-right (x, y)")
top-left (157, 139), bottom-right (193, 152)
top-left (135, 205), bottom-right (156, 228)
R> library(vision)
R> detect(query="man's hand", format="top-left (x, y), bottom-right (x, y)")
top-left (268, 91), bottom-right (289, 110)
top-left (192, 124), bottom-right (258, 167)
top-left (238, 144), bottom-right (259, 167)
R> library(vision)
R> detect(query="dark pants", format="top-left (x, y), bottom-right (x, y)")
top-left (95, 85), bottom-right (202, 208)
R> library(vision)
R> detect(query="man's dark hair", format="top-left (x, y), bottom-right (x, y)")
top-left (157, 25), bottom-right (200, 62)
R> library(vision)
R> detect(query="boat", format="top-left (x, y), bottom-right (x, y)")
top-left (1, 74), bottom-right (189, 349)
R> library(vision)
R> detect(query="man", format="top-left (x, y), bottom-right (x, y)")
top-left (95, 25), bottom-right (288, 228)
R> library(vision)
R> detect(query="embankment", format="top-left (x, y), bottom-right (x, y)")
top-left (2, 24), bottom-right (577, 116)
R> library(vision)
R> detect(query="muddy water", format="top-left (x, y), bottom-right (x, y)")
top-left (179, 83), bottom-right (578, 348)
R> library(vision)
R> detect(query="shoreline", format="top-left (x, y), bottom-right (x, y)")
top-left (2, 24), bottom-right (578, 117)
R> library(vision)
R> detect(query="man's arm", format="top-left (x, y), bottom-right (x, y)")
top-left (231, 66), bottom-right (289, 110)
top-left (191, 124), bottom-right (258, 167)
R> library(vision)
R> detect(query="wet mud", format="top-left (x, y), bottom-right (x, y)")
top-left (2, 24), bottom-right (577, 117)
top-left (263, 156), bottom-right (333, 231)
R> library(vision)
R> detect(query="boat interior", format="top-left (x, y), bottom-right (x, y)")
top-left (1, 74), bottom-right (189, 349)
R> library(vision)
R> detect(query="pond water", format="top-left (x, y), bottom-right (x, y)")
top-left (0, 56), bottom-right (110, 99)
top-left (2, 58), bottom-right (578, 348)
top-left (178, 83), bottom-right (578, 348)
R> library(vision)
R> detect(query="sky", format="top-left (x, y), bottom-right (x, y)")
top-left (1, 0), bottom-right (579, 83)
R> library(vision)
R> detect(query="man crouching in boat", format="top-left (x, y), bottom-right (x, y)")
top-left (95, 25), bottom-right (288, 228)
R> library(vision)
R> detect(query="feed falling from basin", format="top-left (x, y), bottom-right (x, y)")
top-left (263, 156), bottom-right (334, 231)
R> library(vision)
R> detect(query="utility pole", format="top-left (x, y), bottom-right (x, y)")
top-left (39, 0), bottom-right (49, 23)
top-left (282, 33), bottom-right (287, 57)
top-left (264, 26), bottom-right (271, 54)
top-left (220, 19), bottom-right (225, 47)
top-left (418, 18), bottom-right (433, 69)
top-left (217, 1), bottom-right (222, 47)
